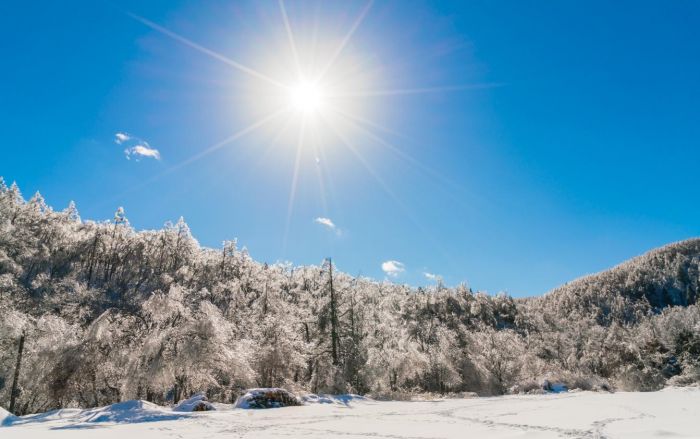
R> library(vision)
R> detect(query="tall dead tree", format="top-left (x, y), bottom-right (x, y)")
top-left (9, 331), bottom-right (26, 415)
top-left (327, 258), bottom-right (340, 366)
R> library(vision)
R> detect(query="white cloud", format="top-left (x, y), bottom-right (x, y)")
top-left (125, 144), bottom-right (161, 161)
top-left (117, 132), bottom-right (161, 161)
top-left (114, 132), bottom-right (130, 144)
top-left (314, 217), bottom-right (336, 229)
top-left (382, 260), bottom-right (405, 277)
top-left (314, 217), bottom-right (344, 236)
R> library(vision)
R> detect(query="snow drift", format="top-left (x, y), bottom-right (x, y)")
top-left (79, 400), bottom-right (186, 423)
top-left (0, 407), bottom-right (16, 426)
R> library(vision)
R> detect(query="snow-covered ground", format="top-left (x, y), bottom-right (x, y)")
top-left (2, 387), bottom-right (699, 438)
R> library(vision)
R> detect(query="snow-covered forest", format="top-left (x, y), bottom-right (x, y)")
top-left (1, 177), bottom-right (699, 415)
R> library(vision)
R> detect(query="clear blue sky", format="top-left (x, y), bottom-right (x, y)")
top-left (1, 0), bottom-right (699, 296)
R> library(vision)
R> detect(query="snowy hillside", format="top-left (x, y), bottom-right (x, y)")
top-left (2, 388), bottom-right (699, 438)
top-left (538, 238), bottom-right (700, 320)
top-left (1, 180), bottom-right (700, 415)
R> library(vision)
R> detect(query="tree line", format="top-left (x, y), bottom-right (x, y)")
top-left (0, 178), bottom-right (698, 415)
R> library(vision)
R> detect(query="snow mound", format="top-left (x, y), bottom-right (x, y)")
top-left (0, 407), bottom-right (16, 426)
top-left (234, 388), bottom-right (303, 409)
top-left (303, 393), bottom-right (371, 405)
top-left (300, 393), bottom-right (337, 404)
top-left (173, 393), bottom-right (216, 412)
top-left (80, 400), bottom-right (186, 423)
top-left (1, 408), bottom-right (84, 427)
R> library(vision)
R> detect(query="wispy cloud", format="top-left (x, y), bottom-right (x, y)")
top-left (125, 144), bottom-right (161, 161)
top-left (114, 132), bottom-right (130, 144)
top-left (314, 217), bottom-right (336, 229)
top-left (314, 217), bottom-right (343, 236)
top-left (423, 272), bottom-right (440, 281)
top-left (116, 132), bottom-right (161, 161)
top-left (382, 260), bottom-right (405, 277)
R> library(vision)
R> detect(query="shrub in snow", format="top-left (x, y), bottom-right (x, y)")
top-left (667, 363), bottom-right (700, 387)
top-left (510, 381), bottom-right (541, 394)
top-left (617, 365), bottom-right (665, 392)
top-left (234, 388), bottom-right (303, 409)
top-left (173, 393), bottom-right (216, 412)
top-left (367, 391), bottom-right (417, 401)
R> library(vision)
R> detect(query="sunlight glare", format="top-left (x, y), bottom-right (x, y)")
top-left (289, 81), bottom-right (324, 113)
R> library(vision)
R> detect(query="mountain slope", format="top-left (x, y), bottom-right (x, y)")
top-left (534, 239), bottom-right (700, 323)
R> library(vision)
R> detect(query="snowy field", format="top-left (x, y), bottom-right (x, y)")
top-left (2, 387), bottom-right (699, 439)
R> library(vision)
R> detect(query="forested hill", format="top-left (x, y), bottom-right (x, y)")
top-left (1, 178), bottom-right (699, 415)
top-left (535, 239), bottom-right (700, 324)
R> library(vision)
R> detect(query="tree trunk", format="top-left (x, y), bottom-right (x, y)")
top-left (9, 332), bottom-right (26, 415)
top-left (328, 258), bottom-right (340, 366)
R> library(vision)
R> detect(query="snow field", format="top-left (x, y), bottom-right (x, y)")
top-left (2, 387), bottom-right (699, 439)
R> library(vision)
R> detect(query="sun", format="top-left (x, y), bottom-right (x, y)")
top-left (289, 81), bottom-right (324, 114)
top-left (128, 1), bottom-right (479, 252)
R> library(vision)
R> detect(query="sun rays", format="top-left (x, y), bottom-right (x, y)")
top-left (127, 13), bottom-right (287, 90)
top-left (123, 1), bottom-right (492, 257)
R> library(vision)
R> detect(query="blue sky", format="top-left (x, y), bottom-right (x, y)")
top-left (1, 0), bottom-right (699, 296)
